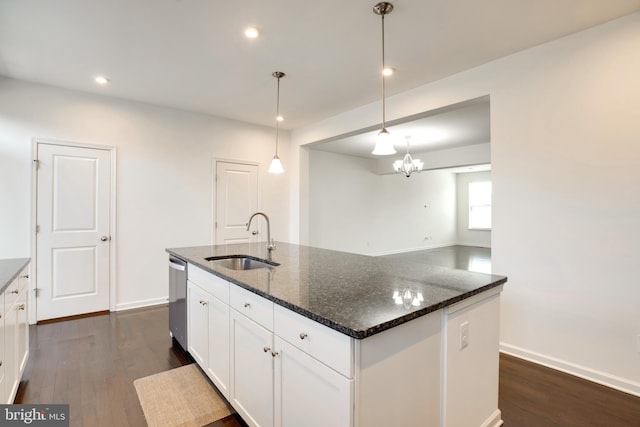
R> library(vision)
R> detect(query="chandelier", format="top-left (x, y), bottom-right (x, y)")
top-left (393, 136), bottom-right (424, 177)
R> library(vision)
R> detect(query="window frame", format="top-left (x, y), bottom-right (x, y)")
top-left (468, 181), bottom-right (492, 231)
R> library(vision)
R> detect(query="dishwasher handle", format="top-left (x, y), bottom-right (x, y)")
top-left (169, 258), bottom-right (186, 272)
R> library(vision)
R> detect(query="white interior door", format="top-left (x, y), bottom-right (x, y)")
top-left (36, 143), bottom-right (111, 321)
top-left (215, 161), bottom-right (259, 244)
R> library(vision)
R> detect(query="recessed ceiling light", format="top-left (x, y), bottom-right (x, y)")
top-left (94, 75), bottom-right (110, 85)
top-left (382, 67), bottom-right (395, 77)
top-left (244, 27), bottom-right (259, 39)
top-left (276, 115), bottom-right (284, 122)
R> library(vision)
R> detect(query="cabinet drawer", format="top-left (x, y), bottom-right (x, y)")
top-left (230, 285), bottom-right (273, 331)
top-left (188, 264), bottom-right (229, 304)
top-left (3, 267), bottom-right (27, 313)
top-left (274, 305), bottom-right (353, 378)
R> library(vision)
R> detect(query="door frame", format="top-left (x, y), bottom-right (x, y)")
top-left (211, 158), bottom-right (261, 246)
top-left (30, 138), bottom-right (117, 324)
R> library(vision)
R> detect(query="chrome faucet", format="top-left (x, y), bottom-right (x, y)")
top-left (246, 211), bottom-right (275, 260)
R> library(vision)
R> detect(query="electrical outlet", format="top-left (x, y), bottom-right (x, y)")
top-left (460, 321), bottom-right (469, 350)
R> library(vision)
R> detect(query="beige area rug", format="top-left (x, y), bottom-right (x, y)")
top-left (134, 364), bottom-right (233, 427)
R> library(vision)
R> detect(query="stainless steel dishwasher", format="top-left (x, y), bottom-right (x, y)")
top-left (168, 255), bottom-right (187, 351)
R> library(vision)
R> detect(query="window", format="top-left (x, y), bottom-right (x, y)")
top-left (469, 181), bottom-right (492, 230)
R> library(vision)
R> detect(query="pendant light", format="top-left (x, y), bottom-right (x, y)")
top-left (268, 71), bottom-right (285, 174)
top-left (372, 2), bottom-right (396, 155)
top-left (393, 135), bottom-right (424, 177)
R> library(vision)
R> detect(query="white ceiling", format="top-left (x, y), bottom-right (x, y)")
top-left (309, 97), bottom-right (490, 158)
top-left (1, 0), bottom-right (639, 131)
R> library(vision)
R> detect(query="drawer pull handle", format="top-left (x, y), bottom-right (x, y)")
top-left (271, 351), bottom-right (279, 357)
top-left (10, 289), bottom-right (19, 294)
top-left (244, 302), bottom-right (251, 308)
top-left (263, 346), bottom-right (270, 353)
top-left (199, 300), bottom-right (207, 306)
top-left (18, 304), bottom-right (26, 310)
top-left (299, 333), bottom-right (308, 340)
top-left (20, 274), bottom-right (29, 279)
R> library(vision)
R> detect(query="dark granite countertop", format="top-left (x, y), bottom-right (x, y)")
top-left (0, 258), bottom-right (30, 295)
top-left (167, 243), bottom-right (507, 339)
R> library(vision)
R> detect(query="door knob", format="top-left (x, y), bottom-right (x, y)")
top-left (101, 236), bottom-right (109, 241)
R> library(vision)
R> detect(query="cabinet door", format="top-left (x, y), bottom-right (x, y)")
top-left (16, 286), bottom-right (28, 374)
top-left (274, 337), bottom-right (352, 427)
top-left (207, 295), bottom-right (230, 399)
top-left (187, 282), bottom-right (209, 367)
top-left (0, 304), bottom-right (5, 404)
top-left (4, 300), bottom-right (17, 403)
top-left (230, 309), bottom-right (274, 427)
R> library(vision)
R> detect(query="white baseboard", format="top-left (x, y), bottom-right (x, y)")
top-left (456, 242), bottom-right (492, 248)
top-left (481, 409), bottom-right (503, 427)
top-left (370, 242), bottom-right (457, 257)
top-left (115, 297), bottom-right (168, 312)
top-left (500, 343), bottom-right (640, 397)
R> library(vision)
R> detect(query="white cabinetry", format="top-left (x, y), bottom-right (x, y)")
top-left (273, 304), bottom-right (353, 427)
top-left (274, 336), bottom-right (352, 427)
top-left (229, 285), bottom-right (353, 427)
top-left (0, 292), bottom-right (7, 403)
top-left (1, 265), bottom-right (30, 404)
top-left (187, 282), bottom-right (209, 366)
top-left (230, 308), bottom-right (274, 427)
top-left (443, 290), bottom-right (502, 426)
top-left (185, 262), bottom-right (503, 427)
top-left (187, 265), bottom-right (230, 398)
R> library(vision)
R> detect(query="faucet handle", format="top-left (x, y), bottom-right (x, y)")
top-left (268, 238), bottom-right (276, 250)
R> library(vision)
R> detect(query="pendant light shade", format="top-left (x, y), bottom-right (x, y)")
top-left (268, 155), bottom-right (284, 174)
top-left (372, 2), bottom-right (395, 156)
top-left (269, 71), bottom-right (285, 174)
top-left (373, 128), bottom-right (396, 155)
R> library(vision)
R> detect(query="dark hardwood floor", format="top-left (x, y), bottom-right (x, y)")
top-left (499, 353), bottom-right (640, 427)
top-left (16, 306), bottom-right (640, 427)
top-left (15, 305), bottom-right (243, 427)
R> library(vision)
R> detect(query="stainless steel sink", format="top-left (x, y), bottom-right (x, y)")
top-left (206, 255), bottom-right (279, 270)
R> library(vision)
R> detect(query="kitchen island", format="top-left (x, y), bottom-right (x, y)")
top-left (167, 243), bottom-right (507, 427)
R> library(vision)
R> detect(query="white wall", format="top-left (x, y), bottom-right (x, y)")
top-left (0, 77), bottom-right (291, 310)
top-left (456, 171), bottom-right (491, 247)
top-left (309, 150), bottom-right (456, 255)
top-left (293, 12), bottom-right (640, 395)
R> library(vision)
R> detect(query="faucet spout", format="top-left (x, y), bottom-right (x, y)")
top-left (246, 211), bottom-right (275, 259)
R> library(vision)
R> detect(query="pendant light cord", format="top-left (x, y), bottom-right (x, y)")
top-left (275, 76), bottom-right (280, 156)
top-left (381, 13), bottom-right (386, 129)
